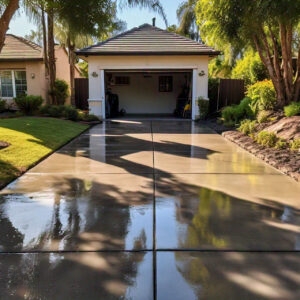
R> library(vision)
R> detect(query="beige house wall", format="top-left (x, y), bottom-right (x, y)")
top-left (0, 60), bottom-right (48, 104)
top-left (0, 47), bottom-right (81, 105)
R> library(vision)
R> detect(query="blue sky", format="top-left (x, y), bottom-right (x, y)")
top-left (8, 0), bottom-right (183, 37)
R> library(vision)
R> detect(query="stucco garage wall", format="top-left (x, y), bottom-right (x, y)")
top-left (86, 55), bottom-right (210, 119)
top-left (108, 72), bottom-right (187, 114)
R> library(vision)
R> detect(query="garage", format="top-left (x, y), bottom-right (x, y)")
top-left (105, 70), bottom-right (192, 117)
top-left (76, 24), bottom-right (219, 120)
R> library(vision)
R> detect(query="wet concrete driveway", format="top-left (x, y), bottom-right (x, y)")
top-left (1, 120), bottom-right (300, 299)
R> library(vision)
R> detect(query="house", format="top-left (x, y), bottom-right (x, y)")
top-left (0, 34), bottom-right (81, 106)
top-left (76, 23), bottom-right (219, 120)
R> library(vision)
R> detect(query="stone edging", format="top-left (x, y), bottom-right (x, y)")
top-left (222, 130), bottom-right (300, 182)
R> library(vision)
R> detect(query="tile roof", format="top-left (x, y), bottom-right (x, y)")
top-left (0, 34), bottom-right (43, 61)
top-left (77, 24), bottom-right (220, 56)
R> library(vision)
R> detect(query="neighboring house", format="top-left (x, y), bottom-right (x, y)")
top-left (76, 23), bottom-right (219, 120)
top-left (0, 34), bottom-right (81, 106)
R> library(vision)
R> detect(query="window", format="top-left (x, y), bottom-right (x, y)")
top-left (14, 71), bottom-right (27, 96)
top-left (159, 76), bottom-right (173, 92)
top-left (0, 70), bottom-right (27, 97)
top-left (115, 76), bottom-right (130, 85)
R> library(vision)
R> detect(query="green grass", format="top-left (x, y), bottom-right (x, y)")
top-left (0, 117), bottom-right (88, 188)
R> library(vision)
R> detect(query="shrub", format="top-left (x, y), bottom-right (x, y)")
top-left (52, 79), bottom-right (69, 105)
top-left (256, 110), bottom-right (272, 123)
top-left (284, 102), bottom-right (300, 117)
top-left (83, 114), bottom-right (99, 122)
top-left (255, 131), bottom-right (278, 147)
top-left (290, 139), bottom-right (300, 151)
top-left (221, 97), bottom-right (253, 125)
top-left (63, 105), bottom-right (78, 121)
top-left (39, 104), bottom-right (51, 115)
top-left (246, 80), bottom-right (276, 115)
top-left (197, 97), bottom-right (209, 119)
top-left (0, 99), bottom-right (6, 112)
top-left (48, 105), bottom-right (66, 118)
top-left (275, 139), bottom-right (288, 150)
top-left (221, 105), bottom-right (238, 126)
top-left (14, 94), bottom-right (43, 115)
top-left (78, 110), bottom-right (99, 122)
top-left (238, 119), bottom-right (257, 135)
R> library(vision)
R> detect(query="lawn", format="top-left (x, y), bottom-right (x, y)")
top-left (0, 117), bottom-right (89, 188)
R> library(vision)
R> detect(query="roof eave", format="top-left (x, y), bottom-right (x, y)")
top-left (0, 58), bottom-right (44, 62)
top-left (76, 51), bottom-right (221, 57)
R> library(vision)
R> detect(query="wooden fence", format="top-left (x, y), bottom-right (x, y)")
top-left (209, 79), bottom-right (245, 114)
top-left (75, 78), bottom-right (89, 110)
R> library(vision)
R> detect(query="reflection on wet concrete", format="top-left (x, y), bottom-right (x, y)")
top-left (1, 119), bottom-right (300, 299)
top-left (0, 252), bottom-right (152, 300)
top-left (156, 185), bottom-right (300, 250)
top-left (157, 252), bottom-right (300, 300)
top-left (0, 174), bottom-right (153, 251)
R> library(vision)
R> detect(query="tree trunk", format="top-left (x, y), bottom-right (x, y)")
top-left (47, 8), bottom-right (56, 104)
top-left (0, 0), bottom-right (20, 53)
top-left (293, 46), bottom-right (300, 102)
top-left (67, 35), bottom-right (76, 106)
top-left (280, 22), bottom-right (294, 104)
top-left (41, 8), bottom-right (49, 76)
top-left (253, 27), bottom-right (289, 108)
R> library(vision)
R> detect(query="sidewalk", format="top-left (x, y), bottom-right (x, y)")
top-left (0, 120), bottom-right (300, 299)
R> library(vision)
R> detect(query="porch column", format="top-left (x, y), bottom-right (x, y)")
top-left (192, 69), bottom-right (198, 120)
top-left (88, 69), bottom-right (105, 119)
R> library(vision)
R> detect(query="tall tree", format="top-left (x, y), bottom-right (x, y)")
top-left (0, 0), bottom-right (20, 52)
top-left (56, 0), bottom-right (117, 105)
top-left (176, 0), bottom-right (199, 41)
top-left (119, 0), bottom-right (168, 27)
top-left (196, 0), bottom-right (300, 106)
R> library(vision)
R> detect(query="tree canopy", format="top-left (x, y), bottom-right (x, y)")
top-left (0, 0), bottom-right (19, 52)
top-left (196, 0), bottom-right (300, 106)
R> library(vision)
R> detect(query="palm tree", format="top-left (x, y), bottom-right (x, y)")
top-left (176, 0), bottom-right (199, 41)
top-left (119, 0), bottom-right (168, 27)
top-left (0, 0), bottom-right (20, 52)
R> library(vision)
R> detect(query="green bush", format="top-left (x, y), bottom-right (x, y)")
top-left (40, 104), bottom-right (67, 118)
top-left (284, 102), bottom-right (300, 117)
top-left (14, 94), bottom-right (43, 115)
top-left (275, 139), bottom-right (288, 150)
top-left (221, 97), bottom-right (253, 125)
top-left (290, 139), bottom-right (300, 151)
top-left (256, 110), bottom-right (272, 124)
top-left (52, 79), bottom-right (69, 105)
top-left (232, 49), bottom-right (268, 85)
top-left (238, 119), bottom-right (257, 135)
top-left (246, 80), bottom-right (276, 115)
top-left (78, 110), bottom-right (99, 122)
top-left (39, 104), bottom-right (51, 115)
top-left (63, 105), bottom-right (78, 121)
top-left (197, 97), bottom-right (209, 119)
top-left (255, 131), bottom-right (278, 147)
top-left (0, 99), bottom-right (6, 112)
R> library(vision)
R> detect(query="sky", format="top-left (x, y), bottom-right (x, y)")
top-left (7, 0), bottom-right (183, 37)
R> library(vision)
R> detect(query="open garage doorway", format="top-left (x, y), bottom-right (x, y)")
top-left (104, 70), bottom-right (193, 119)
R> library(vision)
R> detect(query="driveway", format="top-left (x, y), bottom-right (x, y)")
top-left (0, 120), bottom-right (300, 299)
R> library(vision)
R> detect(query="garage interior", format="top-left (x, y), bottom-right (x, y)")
top-left (104, 70), bottom-right (193, 119)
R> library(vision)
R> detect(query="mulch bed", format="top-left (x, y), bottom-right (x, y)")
top-left (0, 141), bottom-right (10, 149)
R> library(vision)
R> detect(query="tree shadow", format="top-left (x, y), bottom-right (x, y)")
top-left (0, 120), bottom-right (299, 298)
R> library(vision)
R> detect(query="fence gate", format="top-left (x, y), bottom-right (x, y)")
top-left (75, 78), bottom-right (89, 110)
